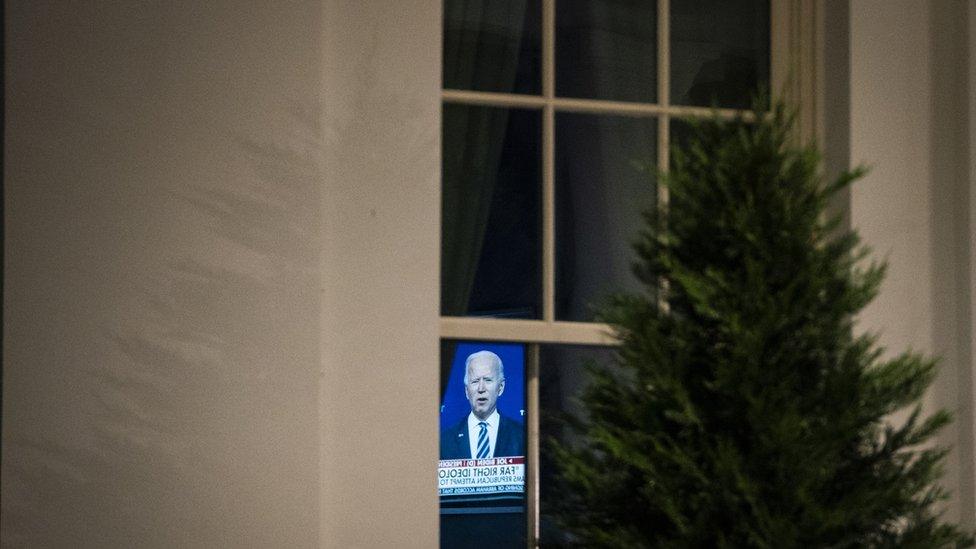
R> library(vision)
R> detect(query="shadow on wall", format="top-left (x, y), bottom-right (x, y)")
top-left (2, 104), bottom-right (325, 547)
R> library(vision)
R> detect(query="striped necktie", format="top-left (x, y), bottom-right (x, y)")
top-left (476, 421), bottom-right (490, 459)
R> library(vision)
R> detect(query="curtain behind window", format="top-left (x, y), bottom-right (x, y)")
top-left (441, 1), bottom-right (529, 316)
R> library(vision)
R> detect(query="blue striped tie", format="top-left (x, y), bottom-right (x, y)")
top-left (476, 421), bottom-right (490, 459)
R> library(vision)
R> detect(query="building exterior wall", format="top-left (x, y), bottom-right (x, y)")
top-left (319, 1), bottom-right (440, 547)
top-left (2, 0), bottom-right (974, 546)
top-left (3, 1), bottom-right (440, 547)
top-left (849, 0), bottom-right (976, 527)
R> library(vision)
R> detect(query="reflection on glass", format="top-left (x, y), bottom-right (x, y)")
top-left (440, 341), bottom-right (527, 549)
top-left (555, 113), bottom-right (657, 321)
top-left (538, 344), bottom-right (618, 546)
top-left (555, 0), bottom-right (657, 103)
top-left (444, 0), bottom-right (541, 95)
top-left (670, 0), bottom-right (770, 109)
top-left (442, 104), bottom-right (542, 318)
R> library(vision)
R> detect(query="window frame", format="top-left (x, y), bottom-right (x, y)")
top-left (439, 1), bottom-right (820, 545)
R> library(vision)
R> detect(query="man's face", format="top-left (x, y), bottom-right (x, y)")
top-left (464, 358), bottom-right (505, 421)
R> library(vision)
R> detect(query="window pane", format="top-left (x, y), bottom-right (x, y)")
top-left (555, 0), bottom-right (657, 103)
top-left (670, 116), bottom-right (753, 164)
top-left (669, 116), bottom-right (696, 164)
top-left (555, 113), bottom-right (656, 321)
top-left (670, 0), bottom-right (770, 109)
top-left (538, 344), bottom-right (618, 545)
top-left (440, 341), bottom-right (527, 549)
top-left (444, 0), bottom-right (541, 95)
top-left (442, 104), bottom-right (542, 318)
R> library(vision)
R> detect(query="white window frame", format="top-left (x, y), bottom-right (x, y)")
top-left (439, 1), bottom-right (820, 544)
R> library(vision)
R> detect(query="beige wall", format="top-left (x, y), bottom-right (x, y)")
top-left (849, 0), bottom-right (975, 526)
top-left (3, 1), bottom-right (440, 547)
top-left (319, 1), bottom-right (440, 547)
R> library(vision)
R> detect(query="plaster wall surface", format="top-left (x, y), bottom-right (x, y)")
top-left (3, 2), bottom-right (326, 546)
top-left (318, 1), bottom-right (440, 547)
top-left (849, 0), bottom-right (975, 526)
top-left (3, 1), bottom-right (441, 547)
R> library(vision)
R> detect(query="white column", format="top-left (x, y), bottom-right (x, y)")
top-left (849, 0), bottom-right (975, 527)
top-left (319, 1), bottom-right (441, 547)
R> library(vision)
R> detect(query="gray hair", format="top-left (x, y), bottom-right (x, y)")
top-left (463, 350), bottom-right (505, 384)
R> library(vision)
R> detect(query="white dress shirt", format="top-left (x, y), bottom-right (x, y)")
top-left (467, 409), bottom-right (500, 459)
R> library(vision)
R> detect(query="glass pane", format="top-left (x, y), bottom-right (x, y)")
top-left (669, 117), bottom-right (695, 164)
top-left (442, 104), bottom-right (542, 318)
top-left (555, 113), bottom-right (657, 321)
top-left (670, 0), bottom-right (770, 109)
top-left (440, 341), bottom-right (527, 548)
top-left (444, 0), bottom-right (541, 95)
top-left (555, 0), bottom-right (657, 103)
top-left (538, 344), bottom-right (618, 546)
top-left (669, 116), bottom-right (753, 164)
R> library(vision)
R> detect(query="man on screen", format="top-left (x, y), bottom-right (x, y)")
top-left (440, 350), bottom-right (524, 460)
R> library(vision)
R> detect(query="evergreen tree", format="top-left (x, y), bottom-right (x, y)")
top-left (546, 104), bottom-right (973, 547)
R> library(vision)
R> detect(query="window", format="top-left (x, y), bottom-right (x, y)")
top-left (439, 1), bottom-right (802, 546)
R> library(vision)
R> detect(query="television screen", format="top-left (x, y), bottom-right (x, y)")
top-left (439, 342), bottom-right (526, 504)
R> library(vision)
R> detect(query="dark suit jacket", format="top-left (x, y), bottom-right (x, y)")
top-left (440, 413), bottom-right (525, 460)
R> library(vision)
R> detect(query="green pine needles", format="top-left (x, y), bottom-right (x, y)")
top-left (546, 103), bottom-right (972, 547)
